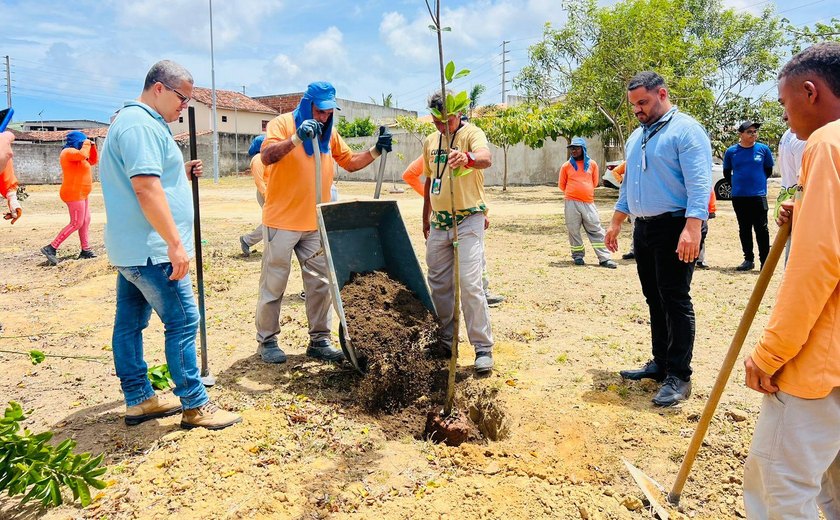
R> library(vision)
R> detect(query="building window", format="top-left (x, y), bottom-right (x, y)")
top-left (262, 120), bottom-right (269, 131)
top-left (222, 116), bottom-right (228, 122)
top-left (179, 117), bottom-right (183, 123)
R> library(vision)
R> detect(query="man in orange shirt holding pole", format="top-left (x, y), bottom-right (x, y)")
top-left (558, 137), bottom-right (616, 268)
top-left (742, 42), bottom-right (840, 518)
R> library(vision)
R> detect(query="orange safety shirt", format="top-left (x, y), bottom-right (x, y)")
top-left (402, 155), bottom-right (425, 196)
top-left (558, 159), bottom-right (599, 203)
top-left (0, 157), bottom-right (18, 197)
top-left (750, 120), bottom-right (840, 399)
top-left (261, 113), bottom-right (354, 231)
top-left (59, 141), bottom-right (97, 202)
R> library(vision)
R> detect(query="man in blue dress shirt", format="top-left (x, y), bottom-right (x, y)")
top-left (723, 120), bottom-right (775, 271)
top-left (605, 71), bottom-right (712, 407)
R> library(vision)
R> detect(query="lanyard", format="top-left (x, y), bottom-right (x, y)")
top-left (641, 108), bottom-right (677, 171)
top-left (434, 122), bottom-right (463, 180)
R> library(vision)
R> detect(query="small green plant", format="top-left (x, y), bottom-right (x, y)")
top-left (555, 353), bottom-right (568, 364)
top-left (16, 185), bottom-right (29, 201)
top-left (147, 364), bottom-right (173, 390)
top-left (0, 349), bottom-right (105, 365)
top-left (0, 402), bottom-right (107, 507)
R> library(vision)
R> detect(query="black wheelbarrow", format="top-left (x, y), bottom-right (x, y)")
top-left (316, 199), bottom-right (435, 372)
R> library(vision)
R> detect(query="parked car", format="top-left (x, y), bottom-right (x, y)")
top-left (712, 163), bottom-right (730, 200)
top-left (602, 160), bottom-right (731, 201)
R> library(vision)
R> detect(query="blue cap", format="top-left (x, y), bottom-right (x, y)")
top-left (248, 135), bottom-right (264, 157)
top-left (305, 81), bottom-right (340, 111)
top-left (567, 137), bottom-right (586, 148)
top-left (64, 131), bottom-right (88, 150)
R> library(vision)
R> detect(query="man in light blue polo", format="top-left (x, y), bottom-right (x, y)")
top-left (605, 71), bottom-right (712, 407)
top-left (100, 60), bottom-right (240, 431)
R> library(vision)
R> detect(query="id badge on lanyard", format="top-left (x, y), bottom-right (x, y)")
top-left (431, 177), bottom-right (442, 195)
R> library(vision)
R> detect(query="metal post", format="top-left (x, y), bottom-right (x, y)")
top-left (234, 101), bottom-right (238, 174)
top-left (501, 40), bottom-right (510, 105)
top-left (209, 0), bottom-right (220, 183)
top-left (4, 56), bottom-right (11, 107)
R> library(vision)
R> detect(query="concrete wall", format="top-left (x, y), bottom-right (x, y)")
top-left (11, 132), bottom-right (260, 184)
top-left (335, 132), bottom-right (606, 187)
top-left (11, 129), bottom-right (605, 188)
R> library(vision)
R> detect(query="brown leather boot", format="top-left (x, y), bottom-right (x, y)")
top-left (180, 402), bottom-right (242, 430)
top-left (125, 393), bottom-right (182, 426)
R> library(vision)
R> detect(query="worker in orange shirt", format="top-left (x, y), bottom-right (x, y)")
top-left (558, 137), bottom-right (616, 268)
top-left (0, 130), bottom-right (22, 224)
top-left (255, 81), bottom-right (391, 364)
top-left (742, 42), bottom-right (840, 518)
top-left (402, 154), bottom-right (505, 306)
top-left (41, 131), bottom-right (98, 265)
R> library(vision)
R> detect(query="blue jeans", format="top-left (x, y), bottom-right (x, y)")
top-left (112, 260), bottom-right (208, 410)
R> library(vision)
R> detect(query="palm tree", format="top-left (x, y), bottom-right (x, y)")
top-left (369, 93), bottom-right (394, 107)
top-left (468, 84), bottom-right (486, 118)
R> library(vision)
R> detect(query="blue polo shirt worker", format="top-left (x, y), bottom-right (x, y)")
top-left (605, 71), bottom-right (712, 407)
top-left (100, 60), bottom-right (241, 431)
top-left (723, 120), bottom-right (775, 271)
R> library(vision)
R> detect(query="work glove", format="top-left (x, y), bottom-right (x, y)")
top-left (296, 119), bottom-right (322, 142)
top-left (4, 189), bottom-right (21, 224)
top-left (369, 127), bottom-right (392, 158)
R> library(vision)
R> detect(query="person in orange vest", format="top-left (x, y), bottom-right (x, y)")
top-left (402, 154), bottom-right (505, 306)
top-left (696, 192), bottom-right (716, 269)
top-left (0, 130), bottom-right (22, 224)
top-left (41, 131), bottom-right (98, 265)
top-left (558, 137), bottom-right (616, 268)
top-left (742, 42), bottom-right (840, 518)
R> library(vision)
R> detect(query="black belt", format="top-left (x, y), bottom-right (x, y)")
top-left (635, 211), bottom-right (686, 221)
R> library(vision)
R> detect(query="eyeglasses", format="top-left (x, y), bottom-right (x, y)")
top-left (162, 83), bottom-right (191, 105)
top-left (743, 130), bottom-right (758, 135)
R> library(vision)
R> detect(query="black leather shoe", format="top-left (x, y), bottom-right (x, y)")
top-left (652, 375), bottom-right (692, 407)
top-left (622, 252), bottom-right (635, 260)
top-left (735, 260), bottom-right (755, 271)
top-left (619, 359), bottom-right (666, 382)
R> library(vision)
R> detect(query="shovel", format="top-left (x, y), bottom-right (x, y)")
top-left (373, 126), bottom-right (388, 200)
top-left (625, 220), bottom-right (792, 517)
top-left (187, 106), bottom-right (215, 387)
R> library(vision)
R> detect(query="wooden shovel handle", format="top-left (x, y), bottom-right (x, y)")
top-left (668, 220), bottom-right (791, 505)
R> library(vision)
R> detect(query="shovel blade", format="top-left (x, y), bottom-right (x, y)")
top-left (623, 459), bottom-right (670, 520)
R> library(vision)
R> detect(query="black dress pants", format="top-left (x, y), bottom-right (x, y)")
top-left (634, 216), bottom-right (704, 381)
top-left (732, 196), bottom-right (770, 265)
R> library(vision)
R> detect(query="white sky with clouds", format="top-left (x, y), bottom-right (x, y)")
top-left (0, 0), bottom-right (835, 124)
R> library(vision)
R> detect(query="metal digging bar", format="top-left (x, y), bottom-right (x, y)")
top-left (373, 126), bottom-right (388, 199)
top-left (187, 106), bottom-right (215, 387)
top-left (625, 220), bottom-right (791, 518)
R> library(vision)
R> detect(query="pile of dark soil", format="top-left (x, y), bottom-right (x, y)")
top-left (341, 271), bottom-right (440, 412)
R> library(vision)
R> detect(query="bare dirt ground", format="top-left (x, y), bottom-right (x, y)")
top-left (0, 176), bottom-right (786, 519)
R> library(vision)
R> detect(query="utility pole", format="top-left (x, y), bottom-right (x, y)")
top-left (209, 0), bottom-right (220, 183)
top-left (500, 41), bottom-right (510, 105)
top-left (4, 56), bottom-right (11, 107)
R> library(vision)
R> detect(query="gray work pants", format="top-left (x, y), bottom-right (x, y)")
top-left (255, 228), bottom-right (331, 345)
top-left (564, 199), bottom-right (611, 262)
top-left (744, 387), bottom-right (840, 519)
top-left (242, 191), bottom-right (265, 247)
top-left (426, 213), bottom-right (493, 354)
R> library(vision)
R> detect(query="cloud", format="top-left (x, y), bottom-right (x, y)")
top-left (379, 11), bottom-right (438, 65)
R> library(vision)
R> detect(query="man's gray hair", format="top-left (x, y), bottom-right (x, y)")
top-left (779, 42), bottom-right (840, 98)
top-left (143, 60), bottom-right (194, 91)
top-left (427, 90), bottom-right (451, 113)
top-left (627, 71), bottom-right (666, 92)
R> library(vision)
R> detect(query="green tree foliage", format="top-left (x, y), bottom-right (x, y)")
top-left (514, 0), bottom-right (786, 156)
top-left (1, 402), bottom-right (107, 508)
top-left (336, 116), bottom-right (376, 138)
top-left (787, 17), bottom-right (840, 54)
top-left (394, 115), bottom-right (435, 147)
